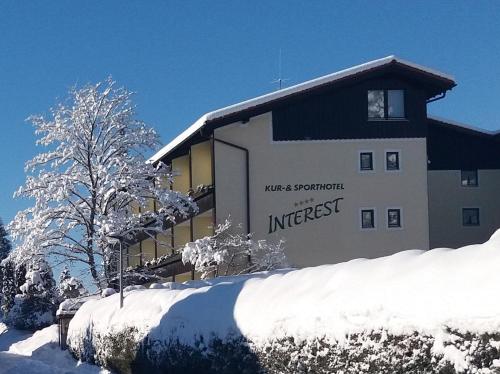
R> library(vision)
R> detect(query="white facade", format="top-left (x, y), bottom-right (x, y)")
top-left (214, 113), bottom-right (430, 266)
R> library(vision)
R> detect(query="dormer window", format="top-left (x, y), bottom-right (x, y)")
top-left (368, 90), bottom-right (405, 120)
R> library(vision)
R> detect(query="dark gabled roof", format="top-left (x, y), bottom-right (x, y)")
top-left (151, 56), bottom-right (456, 163)
top-left (428, 116), bottom-right (500, 138)
top-left (427, 116), bottom-right (500, 170)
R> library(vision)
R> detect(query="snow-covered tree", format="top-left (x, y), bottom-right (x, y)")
top-left (181, 219), bottom-right (288, 279)
top-left (4, 256), bottom-right (58, 330)
top-left (9, 79), bottom-right (195, 289)
top-left (58, 266), bottom-right (87, 300)
top-left (0, 218), bottom-right (11, 261)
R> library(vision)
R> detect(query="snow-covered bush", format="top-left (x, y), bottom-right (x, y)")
top-left (58, 266), bottom-right (87, 300)
top-left (181, 219), bottom-right (287, 279)
top-left (67, 230), bottom-right (500, 373)
top-left (4, 256), bottom-right (58, 330)
top-left (110, 267), bottom-right (160, 288)
top-left (69, 329), bottom-right (500, 374)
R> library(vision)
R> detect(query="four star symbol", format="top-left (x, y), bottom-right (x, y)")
top-left (294, 197), bottom-right (314, 207)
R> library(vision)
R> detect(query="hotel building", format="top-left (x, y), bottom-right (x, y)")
top-left (129, 56), bottom-right (500, 281)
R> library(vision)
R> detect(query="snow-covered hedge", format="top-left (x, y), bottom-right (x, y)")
top-left (67, 231), bottom-right (500, 373)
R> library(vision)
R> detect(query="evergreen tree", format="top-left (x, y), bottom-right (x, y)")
top-left (58, 266), bottom-right (87, 300)
top-left (0, 218), bottom-right (11, 261)
top-left (0, 260), bottom-right (17, 316)
top-left (0, 259), bottom-right (26, 318)
top-left (0, 217), bottom-right (12, 312)
top-left (5, 256), bottom-right (57, 330)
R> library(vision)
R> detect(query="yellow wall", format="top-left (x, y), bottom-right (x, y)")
top-left (192, 211), bottom-right (214, 240)
top-left (143, 198), bottom-right (156, 213)
top-left (128, 243), bottom-right (141, 267)
top-left (173, 222), bottom-right (191, 250)
top-left (156, 231), bottom-right (173, 257)
top-left (130, 201), bottom-right (141, 215)
top-left (191, 141), bottom-right (213, 188)
top-left (172, 155), bottom-right (190, 193)
top-left (141, 238), bottom-right (156, 262)
top-left (159, 175), bottom-right (170, 189)
top-left (175, 271), bottom-right (192, 283)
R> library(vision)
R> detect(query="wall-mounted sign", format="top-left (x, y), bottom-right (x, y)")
top-left (265, 183), bottom-right (344, 192)
top-left (268, 197), bottom-right (343, 234)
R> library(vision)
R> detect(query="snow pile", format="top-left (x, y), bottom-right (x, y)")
top-left (100, 288), bottom-right (116, 297)
top-left (57, 294), bottom-right (101, 316)
top-left (67, 231), bottom-right (500, 372)
top-left (0, 323), bottom-right (107, 373)
top-left (71, 231), bottom-right (500, 343)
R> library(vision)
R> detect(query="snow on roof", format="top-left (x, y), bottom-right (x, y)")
top-left (429, 115), bottom-right (500, 136)
top-left (149, 56), bottom-right (455, 163)
top-left (56, 294), bottom-right (101, 316)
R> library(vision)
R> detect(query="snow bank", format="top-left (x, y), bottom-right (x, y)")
top-left (0, 324), bottom-right (107, 373)
top-left (69, 231), bottom-right (500, 348)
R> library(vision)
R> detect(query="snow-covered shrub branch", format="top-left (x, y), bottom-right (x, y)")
top-left (58, 266), bottom-right (88, 300)
top-left (181, 218), bottom-right (288, 279)
top-left (9, 78), bottom-right (196, 289)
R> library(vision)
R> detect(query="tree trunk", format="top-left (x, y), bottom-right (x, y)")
top-left (86, 246), bottom-right (102, 291)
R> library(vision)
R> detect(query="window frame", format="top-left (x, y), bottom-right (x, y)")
top-left (359, 151), bottom-right (375, 172)
top-left (460, 170), bottom-right (479, 187)
top-left (385, 150), bottom-right (401, 172)
top-left (367, 89), bottom-right (406, 120)
top-left (462, 207), bottom-right (480, 227)
top-left (360, 208), bottom-right (376, 230)
top-left (387, 89), bottom-right (406, 119)
top-left (386, 207), bottom-right (403, 229)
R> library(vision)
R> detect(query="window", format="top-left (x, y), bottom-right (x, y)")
top-left (461, 170), bottom-right (478, 187)
top-left (387, 209), bottom-right (402, 228)
top-left (388, 90), bottom-right (405, 118)
top-left (367, 90), bottom-right (385, 119)
top-left (359, 152), bottom-right (374, 171)
top-left (386, 151), bottom-right (400, 171)
top-left (361, 209), bottom-right (375, 229)
top-left (368, 90), bottom-right (405, 119)
top-left (462, 208), bottom-right (480, 226)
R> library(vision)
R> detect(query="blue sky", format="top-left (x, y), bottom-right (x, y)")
top-left (1, 1), bottom-right (499, 225)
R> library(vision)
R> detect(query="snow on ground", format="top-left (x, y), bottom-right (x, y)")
top-left (69, 229), bottom-right (500, 351)
top-left (0, 322), bottom-right (109, 374)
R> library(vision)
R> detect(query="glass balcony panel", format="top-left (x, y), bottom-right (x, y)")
top-left (171, 155), bottom-right (190, 193)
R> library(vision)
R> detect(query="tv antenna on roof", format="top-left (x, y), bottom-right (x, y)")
top-left (271, 49), bottom-right (289, 90)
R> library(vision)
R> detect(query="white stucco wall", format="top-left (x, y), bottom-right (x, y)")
top-left (214, 113), bottom-right (430, 267)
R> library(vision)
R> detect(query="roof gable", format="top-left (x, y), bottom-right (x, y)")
top-left (151, 56), bottom-right (456, 163)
